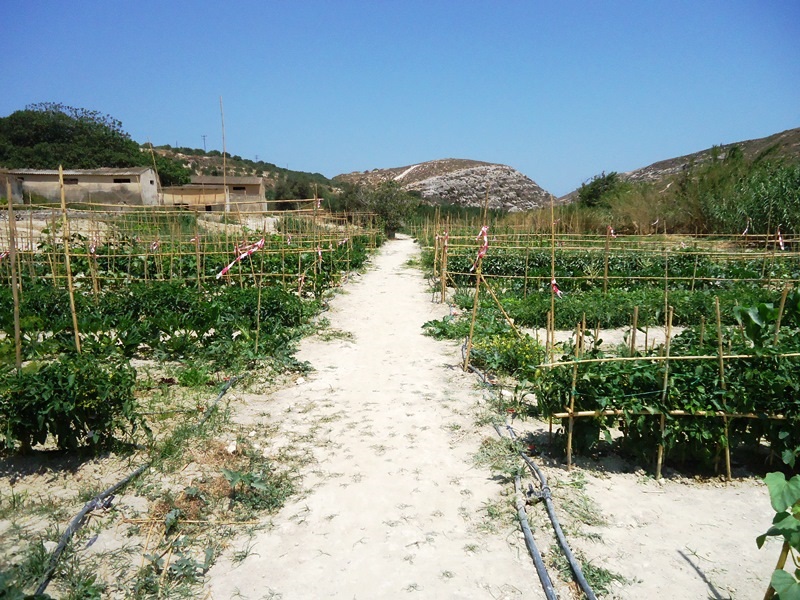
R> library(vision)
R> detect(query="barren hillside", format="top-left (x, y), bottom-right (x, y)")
top-left (336, 158), bottom-right (556, 212)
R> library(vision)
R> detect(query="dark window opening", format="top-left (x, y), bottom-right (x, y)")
top-left (114, 178), bottom-right (131, 183)
top-left (64, 178), bottom-right (78, 185)
top-left (205, 205), bottom-right (212, 212)
top-left (150, 180), bottom-right (155, 185)
top-left (232, 186), bottom-right (246, 191)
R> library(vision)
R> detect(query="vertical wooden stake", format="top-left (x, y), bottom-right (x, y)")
top-left (773, 284), bottom-right (791, 345)
top-left (630, 306), bottom-right (639, 354)
top-left (655, 306), bottom-right (673, 479)
top-left (566, 322), bottom-right (582, 471)
top-left (715, 296), bottom-right (732, 482)
top-left (59, 166), bottom-right (81, 354)
top-left (5, 179), bottom-right (22, 371)
top-left (602, 225), bottom-right (610, 294)
top-left (463, 193), bottom-right (490, 372)
top-left (699, 316), bottom-right (706, 346)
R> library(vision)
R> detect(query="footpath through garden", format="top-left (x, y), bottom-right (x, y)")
top-left (206, 235), bottom-right (545, 598)
top-left (206, 235), bottom-right (780, 600)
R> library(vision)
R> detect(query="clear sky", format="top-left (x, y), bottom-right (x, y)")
top-left (3, 1), bottom-right (798, 196)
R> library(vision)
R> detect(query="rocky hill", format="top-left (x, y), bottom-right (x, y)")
top-left (335, 159), bottom-right (555, 212)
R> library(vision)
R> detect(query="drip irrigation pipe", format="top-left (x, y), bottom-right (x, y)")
top-left (504, 423), bottom-right (598, 600)
top-left (34, 375), bottom-right (243, 596)
top-left (35, 462), bottom-right (150, 596)
top-left (513, 474), bottom-right (558, 600)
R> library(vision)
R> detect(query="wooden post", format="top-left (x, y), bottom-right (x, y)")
top-left (550, 197), bottom-right (556, 344)
top-left (481, 275), bottom-right (521, 338)
top-left (773, 284), bottom-right (791, 345)
top-left (5, 179), bottom-right (22, 371)
top-left (630, 306), bottom-right (639, 354)
top-left (523, 244), bottom-right (530, 298)
top-left (59, 166), bottom-right (82, 354)
top-left (655, 306), bottom-right (673, 479)
top-left (463, 193), bottom-right (490, 372)
top-left (699, 316), bottom-right (706, 346)
top-left (603, 225), bottom-right (610, 294)
top-left (566, 322), bottom-right (582, 470)
top-left (716, 297), bottom-right (732, 481)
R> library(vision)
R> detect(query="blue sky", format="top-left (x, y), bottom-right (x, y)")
top-left (3, 1), bottom-right (798, 196)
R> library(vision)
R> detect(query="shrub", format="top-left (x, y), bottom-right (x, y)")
top-left (0, 354), bottom-right (141, 451)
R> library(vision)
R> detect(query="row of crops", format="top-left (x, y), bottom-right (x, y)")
top-left (0, 207), bottom-right (383, 452)
top-left (420, 229), bottom-right (800, 474)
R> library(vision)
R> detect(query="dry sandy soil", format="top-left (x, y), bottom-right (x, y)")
top-left (203, 236), bottom-right (780, 599)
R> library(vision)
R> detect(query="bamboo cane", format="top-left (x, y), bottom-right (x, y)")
top-left (566, 322), bottom-right (582, 470)
top-left (630, 306), bottom-right (639, 354)
top-left (773, 284), bottom-right (791, 345)
top-left (763, 541), bottom-right (791, 600)
top-left (551, 409), bottom-right (788, 420)
top-left (5, 180), bottom-right (22, 371)
top-left (603, 225), bottom-right (610, 294)
top-left (655, 306), bottom-right (673, 479)
top-left (715, 296), bottom-right (732, 481)
top-left (59, 166), bottom-right (81, 354)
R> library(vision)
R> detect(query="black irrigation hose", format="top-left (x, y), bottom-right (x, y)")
top-left (514, 474), bottom-right (558, 600)
top-left (34, 462), bottom-right (151, 596)
top-left (505, 424), bottom-right (599, 600)
top-left (34, 375), bottom-right (243, 596)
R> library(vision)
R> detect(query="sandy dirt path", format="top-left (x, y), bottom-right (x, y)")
top-left (205, 235), bottom-right (782, 600)
top-left (206, 236), bottom-right (544, 599)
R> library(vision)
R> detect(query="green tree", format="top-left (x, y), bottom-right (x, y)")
top-left (355, 181), bottom-right (419, 238)
top-left (578, 171), bottom-right (621, 208)
top-left (0, 103), bottom-right (190, 185)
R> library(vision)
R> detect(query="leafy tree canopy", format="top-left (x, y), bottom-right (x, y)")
top-left (0, 103), bottom-right (190, 186)
top-left (353, 181), bottom-right (419, 237)
top-left (578, 171), bottom-right (621, 208)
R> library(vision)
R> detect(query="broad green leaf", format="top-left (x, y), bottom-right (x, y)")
top-left (765, 472), bottom-right (800, 512)
top-left (770, 569), bottom-right (800, 600)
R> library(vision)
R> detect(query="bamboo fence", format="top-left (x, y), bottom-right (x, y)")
top-left (425, 214), bottom-right (799, 479)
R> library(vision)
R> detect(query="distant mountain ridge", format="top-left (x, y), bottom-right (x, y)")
top-left (335, 158), bottom-right (555, 212)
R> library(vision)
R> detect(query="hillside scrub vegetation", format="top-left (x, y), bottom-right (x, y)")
top-left (0, 103), bottom-right (191, 186)
top-left (562, 146), bottom-right (800, 235)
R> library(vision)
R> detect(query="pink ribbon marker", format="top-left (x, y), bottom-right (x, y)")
top-left (551, 278), bottom-right (563, 299)
top-left (216, 238), bottom-right (265, 279)
top-left (470, 226), bottom-right (489, 272)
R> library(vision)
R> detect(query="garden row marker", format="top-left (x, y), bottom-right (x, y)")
top-left (469, 225), bottom-right (489, 272)
top-left (59, 166), bottom-right (82, 354)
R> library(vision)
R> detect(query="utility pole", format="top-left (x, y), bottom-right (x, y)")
top-left (201, 135), bottom-right (207, 152)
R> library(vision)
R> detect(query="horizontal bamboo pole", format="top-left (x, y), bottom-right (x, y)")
top-left (550, 409), bottom-right (788, 420)
top-left (536, 351), bottom-right (800, 369)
